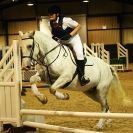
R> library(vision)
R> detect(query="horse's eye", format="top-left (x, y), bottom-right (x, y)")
top-left (27, 45), bottom-right (32, 49)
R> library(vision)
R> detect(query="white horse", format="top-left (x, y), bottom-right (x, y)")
top-left (19, 30), bottom-right (130, 129)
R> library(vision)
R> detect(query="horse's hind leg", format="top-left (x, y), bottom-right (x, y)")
top-left (95, 87), bottom-right (112, 129)
top-left (84, 87), bottom-right (111, 129)
top-left (95, 99), bottom-right (111, 129)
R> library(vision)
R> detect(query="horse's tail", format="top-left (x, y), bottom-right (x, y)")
top-left (109, 66), bottom-right (132, 106)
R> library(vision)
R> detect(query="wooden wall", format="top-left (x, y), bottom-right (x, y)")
top-left (0, 20), bottom-right (38, 46)
top-left (0, 15), bottom-right (133, 45)
top-left (0, 22), bottom-right (6, 47)
top-left (88, 16), bottom-right (120, 45)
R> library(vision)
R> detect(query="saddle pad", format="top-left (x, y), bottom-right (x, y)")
top-left (85, 57), bottom-right (94, 66)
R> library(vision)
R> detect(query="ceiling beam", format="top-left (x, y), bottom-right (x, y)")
top-left (0, 0), bottom-right (28, 10)
top-left (113, 0), bottom-right (133, 4)
top-left (0, 0), bottom-right (83, 10)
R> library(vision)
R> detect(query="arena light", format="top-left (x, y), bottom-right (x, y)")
top-left (12, 0), bottom-right (18, 2)
top-left (83, 0), bottom-right (89, 2)
top-left (27, 1), bottom-right (34, 6)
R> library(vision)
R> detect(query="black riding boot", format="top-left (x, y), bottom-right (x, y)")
top-left (76, 60), bottom-right (90, 86)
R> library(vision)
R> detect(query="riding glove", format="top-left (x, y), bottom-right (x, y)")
top-left (52, 36), bottom-right (59, 41)
top-left (61, 34), bottom-right (71, 40)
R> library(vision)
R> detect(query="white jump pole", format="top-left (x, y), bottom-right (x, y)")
top-left (21, 109), bottom-right (133, 119)
top-left (23, 121), bottom-right (102, 133)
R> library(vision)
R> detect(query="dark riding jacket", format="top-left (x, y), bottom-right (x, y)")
top-left (50, 16), bottom-right (73, 39)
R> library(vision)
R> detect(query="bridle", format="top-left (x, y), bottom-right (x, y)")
top-left (21, 36), bottom-right (64, 67)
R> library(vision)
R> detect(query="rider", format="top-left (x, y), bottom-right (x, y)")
top-left (48, 5), bottom-right (90, 86)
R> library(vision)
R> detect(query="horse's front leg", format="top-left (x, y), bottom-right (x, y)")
top-left (49, 74), bottom-right (72, 100)
top-left (30, 72), bottom-right (47, 104)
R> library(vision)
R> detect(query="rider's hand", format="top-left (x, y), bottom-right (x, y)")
top-left (52, 36), bottom-right (59, 41)
top-left (61, 34), bottom-right (72, 40)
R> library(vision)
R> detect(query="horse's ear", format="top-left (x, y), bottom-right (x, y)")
top-left (19, 31), bottom-right (23, 37)
top-left (29, 31), bottom-right (35, 38)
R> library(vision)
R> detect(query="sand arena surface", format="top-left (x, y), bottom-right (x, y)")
top-left (1, 64), bottom-right (133, 133)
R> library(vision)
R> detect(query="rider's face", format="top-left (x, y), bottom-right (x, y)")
top-left (48, 13), bottom-right (59, 21)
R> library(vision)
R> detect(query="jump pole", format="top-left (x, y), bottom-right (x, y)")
top-left (21, 109), bottom-right (133, 119)
top-left (23, 121), bottom-right (102, 133)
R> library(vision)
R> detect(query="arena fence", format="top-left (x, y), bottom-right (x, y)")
top-left (0, 40), bottom-right (22, 131)
top-left (83, 43), bottom-right (110, 64)
top-left (110, 43), bottom-right (129, 71)
top-left (83, 43), bottom-right (96, 57)
top-left (91, 43), bottom-right (110, 64)
top-left (84, 42), bottom-right (129, 71)
top-left (0, 46), bottom-right (37, 82)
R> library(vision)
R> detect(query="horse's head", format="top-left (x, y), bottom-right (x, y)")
top-left (19, 31), bottom-right (36, 70)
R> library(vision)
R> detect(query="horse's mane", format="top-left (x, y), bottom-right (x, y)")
top-left (34, 31), bottom-right (58, 47)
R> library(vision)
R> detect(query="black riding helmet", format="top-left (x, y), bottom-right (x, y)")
top-left (48, 5), bottom-right (61, 15)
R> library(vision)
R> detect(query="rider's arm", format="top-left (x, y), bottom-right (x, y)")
top-left (64, 17), bottom-right (81, 37)
top-left (70, 24), bottom-right (81, 37)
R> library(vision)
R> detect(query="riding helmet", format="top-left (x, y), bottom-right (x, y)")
top-left (48, 5), bottom-right (61, 14)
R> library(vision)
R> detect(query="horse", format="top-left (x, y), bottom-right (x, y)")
top-left (19, 30), bottom-right (130, 129)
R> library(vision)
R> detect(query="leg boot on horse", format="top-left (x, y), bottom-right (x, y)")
top-left (76, 59), bottom-right (90, 86)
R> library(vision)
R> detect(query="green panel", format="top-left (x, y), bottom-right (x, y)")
top-left (110, 58), bottom-right (119, 64)
top-left (118, 57), bottom-right (126, 64)
top-left (110, 57), bottom-right (126, 64)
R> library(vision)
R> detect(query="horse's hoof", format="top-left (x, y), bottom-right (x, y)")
top-left (50, 89), bottom-right (56, 94)
top-left (94, 124), bottom-right (104, 130)
top-left (63, 93), bottom-right (69, 100)
top-left (55, 92), bottom-right (70, 100)
top-left (21, 91), bottom-right (26, 96)
top-left (36, 95), bottom-right (48, 104)
top-left (106, 119), bottom-right (112, 125)
top-left (42, 96), bottom-right (48, 104)
top-left (22, 88), bottom-right (27, 92)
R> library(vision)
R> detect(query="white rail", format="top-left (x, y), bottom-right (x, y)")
top-left (91, 43), bottom-right (110, 64)
top-left (83, 43), bottom-right (96, 57)
top-left (21, 109), bottom-right (133, 119)
top-left (23, 121), bottom-right (102, 133)
top-left (117, 42), bottom-right (129, 70)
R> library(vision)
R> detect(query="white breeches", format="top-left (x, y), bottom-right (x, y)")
top-left (68, 34), bottom-right (84, 60)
